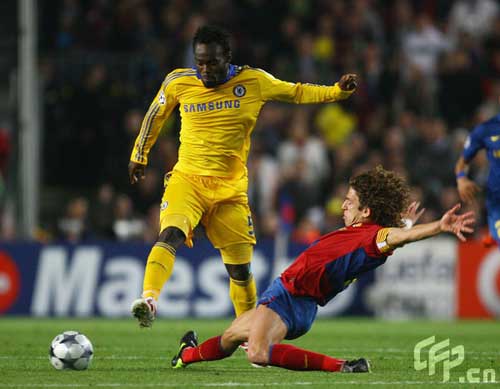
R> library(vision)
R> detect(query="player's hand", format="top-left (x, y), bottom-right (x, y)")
top-left (439, 204), bottom-right (475, 242)
top-left (338, 74), bottom-right (358, 91)
top-left (457, 177), bottom-right (480, 203)
top-left (128, 161), bottom-right (146, 184)
top-left (402, 201), bottom-right (425, 227)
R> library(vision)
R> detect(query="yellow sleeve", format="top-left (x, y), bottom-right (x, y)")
top-left (130, 73), bottom-right (179, 165)
top-left (375, 227), bottom-right (393, 254)
top-left (254, 68), bottom-right (354, 104)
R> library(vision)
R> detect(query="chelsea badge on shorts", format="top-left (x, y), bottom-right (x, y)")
top-left (233, 85), bottom-right (246, 97)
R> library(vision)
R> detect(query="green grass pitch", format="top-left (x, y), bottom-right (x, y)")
top-left (0, 318), bottom-right (498, 388)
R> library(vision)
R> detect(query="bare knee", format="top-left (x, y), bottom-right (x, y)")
top-left (224, 263), bottom-right (251, 281)
top-left (247, 345), bottom-right (269, 366)
top-left (158, 227), bottom-right (185, 250)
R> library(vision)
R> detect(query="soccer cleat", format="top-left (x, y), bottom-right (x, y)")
top-left (341, 358), bottom-right (370, 373)
top-left (171, 330), bottom-right (198, 369)
top-left (250, 362), bottom-right (268, 368)
top-left (131, 297), bottom-right (157, 328)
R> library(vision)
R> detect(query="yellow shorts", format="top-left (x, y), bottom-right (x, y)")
top-left (159, 170), bottom-right (256, 250)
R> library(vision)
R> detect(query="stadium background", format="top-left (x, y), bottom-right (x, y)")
top-left (0, 0), bottom-right (499, 320)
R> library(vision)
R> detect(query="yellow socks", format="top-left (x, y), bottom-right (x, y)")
top-left (229, 274), bottom-right (257, 317)
top-left (142, 243), bottom-right (176, 300)
top-left (142, 241), bottom-right (256, 317)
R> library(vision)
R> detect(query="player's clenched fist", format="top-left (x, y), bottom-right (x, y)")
top-left (129, 161), bottom-right (146, 184)
top-left (338, 74), bottom-right (358, 91)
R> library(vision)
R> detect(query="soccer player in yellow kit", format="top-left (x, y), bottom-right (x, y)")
top-left (129, 25), bottom-right (358, 328)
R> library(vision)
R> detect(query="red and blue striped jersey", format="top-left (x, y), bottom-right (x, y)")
top-left (281, 223), bottom-right (392, 306)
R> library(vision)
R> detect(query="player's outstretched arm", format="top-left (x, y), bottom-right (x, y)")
top-left (257, 70), bottom-right (358, 103)
top-left (386, 204), bottom-right (475, 248)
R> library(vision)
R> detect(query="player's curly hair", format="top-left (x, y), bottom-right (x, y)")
top-left (349, 166), bottom-right (410, 227)
top-left (193, 25), bottom-right (231, 57)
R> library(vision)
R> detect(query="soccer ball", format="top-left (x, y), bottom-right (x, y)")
top-left (49, 331), bottom-right (94, 370)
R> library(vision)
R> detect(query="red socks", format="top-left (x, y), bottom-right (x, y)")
top-left (181, 337), bottom-right (345, 373)
top-left (269, 343), bottom-right (345, 372)
top-left (181, 336), bottom-right (230, 364)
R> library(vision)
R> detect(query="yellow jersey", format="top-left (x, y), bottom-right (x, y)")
top-left (130, 65), bottom-right (354, 179)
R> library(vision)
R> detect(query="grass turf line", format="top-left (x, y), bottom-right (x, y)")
top-left (0, 318), bottom-right (499, 388)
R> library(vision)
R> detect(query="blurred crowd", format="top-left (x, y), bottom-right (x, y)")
top-left (22, 0), bottom-right (500, 243)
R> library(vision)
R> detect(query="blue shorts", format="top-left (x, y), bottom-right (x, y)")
top-left (486, 197), bottom-right (500, 244)
top-left (257, 277), bottom-right (318, 340)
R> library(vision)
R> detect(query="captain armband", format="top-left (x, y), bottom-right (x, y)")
top-left (375, 228), bottom-right (393, 254)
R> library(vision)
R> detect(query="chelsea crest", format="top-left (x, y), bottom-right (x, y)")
top-left (233, 85), bottom-right (246, 97)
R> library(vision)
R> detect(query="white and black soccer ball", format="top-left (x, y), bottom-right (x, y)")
top-left (49, 331), bottom-right (94, 370)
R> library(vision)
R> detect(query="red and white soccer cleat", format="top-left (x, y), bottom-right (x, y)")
top-left (239, 342), bottom-right (249, 352)
top-left (239, 342), bottom-right (270, 368)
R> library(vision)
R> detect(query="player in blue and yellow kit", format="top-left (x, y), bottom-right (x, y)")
top-left (456, 112), bottom-right (500, 246)
top-left (129, 25), bottom-right (359, 327)
top-left (170, 166), bottom-right (474, 373)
